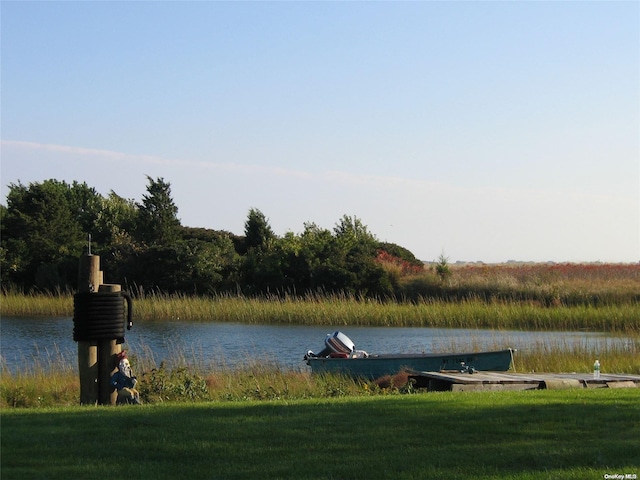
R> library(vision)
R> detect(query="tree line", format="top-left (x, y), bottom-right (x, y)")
top-left (1, 177), bottom-right (425, 297)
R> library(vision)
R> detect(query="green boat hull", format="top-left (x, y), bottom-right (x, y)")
top-left (306, 348), bottom-right (514, 380)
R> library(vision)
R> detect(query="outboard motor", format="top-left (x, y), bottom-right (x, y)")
top-left (305, 331), bottom-right (355, 359)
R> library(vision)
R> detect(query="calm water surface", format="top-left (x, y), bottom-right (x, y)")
top-left (0, 316), bottom-right (630, 374)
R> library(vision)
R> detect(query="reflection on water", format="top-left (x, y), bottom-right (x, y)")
top-left (0, 316), bottom-right (632, 374)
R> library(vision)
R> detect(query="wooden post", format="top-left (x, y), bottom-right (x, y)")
top-left (77, 255), bottom-right (100, 405)
top-left (98, 284), bottom-right (122, 406)
top-left (76, 251), bottom-right (129, 406)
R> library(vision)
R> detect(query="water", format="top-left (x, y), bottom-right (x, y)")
top-left (0, 316), bottom-right (630, 374)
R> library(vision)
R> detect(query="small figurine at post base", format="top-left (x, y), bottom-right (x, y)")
top-left (110, 351), bottom-right (141, 405)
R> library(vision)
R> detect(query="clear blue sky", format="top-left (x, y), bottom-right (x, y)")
top-left (2, 1), bottom-right (638, 263)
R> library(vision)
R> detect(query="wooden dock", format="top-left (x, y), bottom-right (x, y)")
top-left (408, 371), bottom-right (640, 392)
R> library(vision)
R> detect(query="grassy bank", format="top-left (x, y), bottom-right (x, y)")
top-left (3, 291), bottom-right (640, 332)
top-left (2, 337), bottom-right (639, 408)
top-left (2, 389), bottom-right (639, 479)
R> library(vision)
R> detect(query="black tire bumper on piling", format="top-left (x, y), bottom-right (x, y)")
top-left (73, 291), bottom-right (133, 344)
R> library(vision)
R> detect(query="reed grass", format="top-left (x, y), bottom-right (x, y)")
top-left (0, 344), bottom-right (78, 408)
top-left (3, 291), bottom-right (639, 333)
top-left (417, 262), bottom-right (640, 306)
top-left (137, 293), bottom-right (640, 335)
top-left (1, 291), bottom-right (70, 317)
top-left (2, 337), bottom-right (638, 409)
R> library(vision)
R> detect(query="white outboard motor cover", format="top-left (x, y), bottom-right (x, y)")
top-left (325, 331), bottom-right (355, 354)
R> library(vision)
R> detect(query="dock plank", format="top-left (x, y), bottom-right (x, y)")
top-left (409, 371), bottom-right (640, 392)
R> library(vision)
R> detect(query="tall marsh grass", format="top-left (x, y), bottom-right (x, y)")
top-left (0, 344), bottom-right (78, 407)
top-left (74, 293), bottom-right (640, 334)
top-left (2, 337), bottom-right (638, 408)
top-left (1, 291), bottom-right (70, 317)
top-left (411, 262), bottom-right (640, 306)
top-left (3, 290), bottom-right (639, 332)
top-left (513, 337), bottom-right (640, 375)
top-left (119, 290), bottom-right (640, 335)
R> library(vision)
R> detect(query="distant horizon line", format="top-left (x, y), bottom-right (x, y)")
top-left (421, 260), bottom-right (640, 265)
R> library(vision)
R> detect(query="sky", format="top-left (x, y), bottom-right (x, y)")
top-left (1, 1), bottom-right (638, 263)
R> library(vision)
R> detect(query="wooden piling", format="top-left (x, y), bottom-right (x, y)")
top-left (77, 255), bottom-right (127, 405)
top-left (77, 255), bottom-right (100, 405)
top-left (98, 284), bottom-right (122, 406)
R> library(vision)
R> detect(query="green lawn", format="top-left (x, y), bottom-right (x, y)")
top-left (2, 389), bottom-right (639, 479)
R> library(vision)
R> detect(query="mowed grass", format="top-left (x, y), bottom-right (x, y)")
top-left (2, 389), bottom-right (639, 480)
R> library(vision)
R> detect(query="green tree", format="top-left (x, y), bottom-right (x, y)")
top-left (181, 232), bottom-right (242, 293)
top-left (96, 192), bottom-right (142, 281)
top-left (93, 191), bottom-right (138, 247)
top-left (331, 215), bottom-right (390, 295)
top-left (242, 208), bottom-right (275, 253)
top-left (435, 252), bottom-right (451, 283)
top-left (239, 209), bottom-right (277, 292)
top-left (0, 204), bottom-right (10, 281)
top-left (333, 215), bottom-right (375, 244)
top-left (136, 176), bottom-right (181, 245)
top-left (1, 180), bottom-right (84, 289)
top-left (297, 222), bottom-right (341, 292)
top-left (66, 181), bottom-right (103, 238)
top-left (278, 216), bottom-right (391, 297)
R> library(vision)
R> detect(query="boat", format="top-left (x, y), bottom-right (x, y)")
top-left (304, 331), bottom-right (514, 380)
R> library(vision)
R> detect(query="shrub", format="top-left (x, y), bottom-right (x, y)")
top-left (138, 363), bottom-right (209, 403)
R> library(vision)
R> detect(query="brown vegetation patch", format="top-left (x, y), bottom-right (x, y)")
top-left (374, 371), bottom-right (410, 389)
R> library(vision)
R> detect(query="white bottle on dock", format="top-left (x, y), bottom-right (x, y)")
top-left (593, 360), bottom-right (600, 379)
